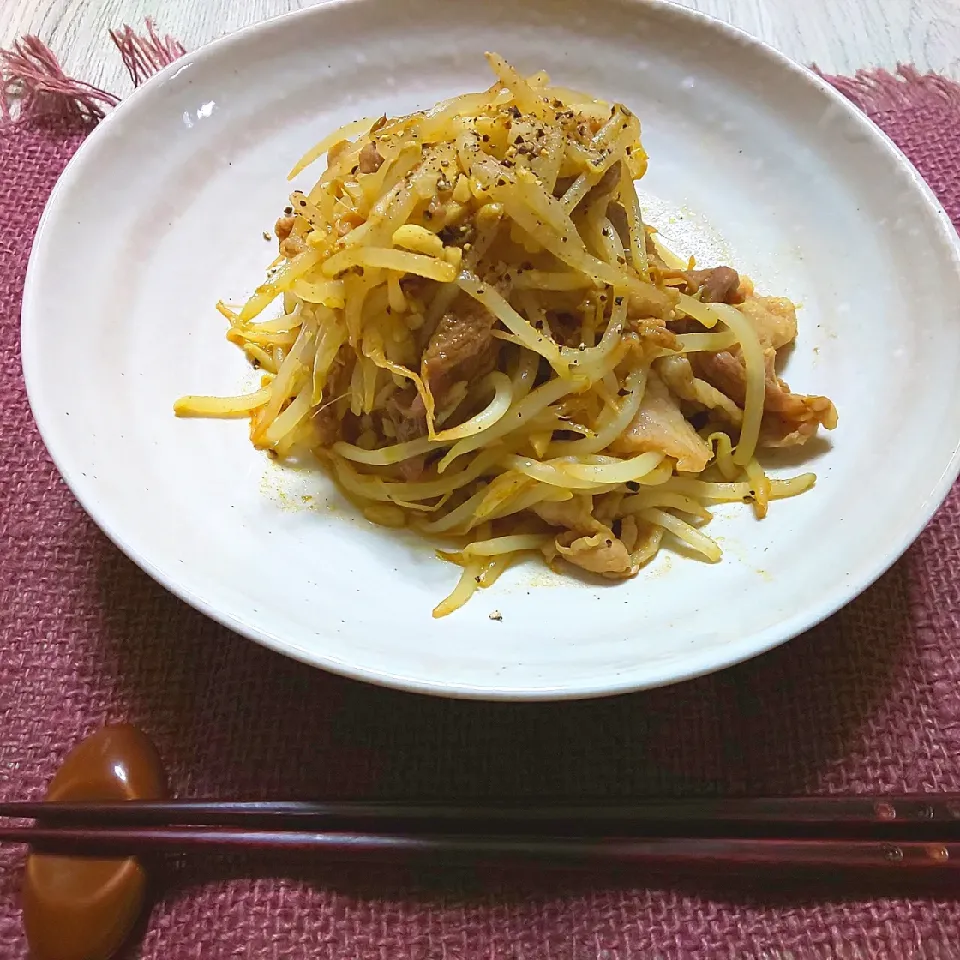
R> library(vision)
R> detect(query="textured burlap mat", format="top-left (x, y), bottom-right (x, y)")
top-left (1, 28), bottom-right (960, 959)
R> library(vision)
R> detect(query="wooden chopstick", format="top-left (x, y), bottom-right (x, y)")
top-left (4, 797), bottom-right (960, 871)
top-left (1, 824), bottom-right (958, 871)
top-left (2, 796), bottom-right (959, 837)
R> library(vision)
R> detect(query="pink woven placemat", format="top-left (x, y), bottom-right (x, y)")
top-left (2, 32), bottom-right (960, 957)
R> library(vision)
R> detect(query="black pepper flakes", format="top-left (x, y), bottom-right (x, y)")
top-left (615, 296), bottom-right (624, 305)
top-left (482, 134), bottom-right (490, 142)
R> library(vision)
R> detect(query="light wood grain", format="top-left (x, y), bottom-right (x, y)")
top-left (3, 0), bottom-right (960, 96)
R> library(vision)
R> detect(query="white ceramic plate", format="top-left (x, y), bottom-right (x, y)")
top-left (22, 0), bottom-right (960, 699)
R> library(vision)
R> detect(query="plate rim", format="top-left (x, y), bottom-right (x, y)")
top-left (20, 0), bottom-right (960, 700)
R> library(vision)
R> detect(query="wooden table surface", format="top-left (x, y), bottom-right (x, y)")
top-left (2, 0), bottom-right (960, 95)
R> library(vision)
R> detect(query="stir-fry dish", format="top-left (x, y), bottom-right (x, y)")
top-left (175, 54), bottom-right (837, 616)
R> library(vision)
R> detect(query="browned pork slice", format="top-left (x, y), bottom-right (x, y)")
top-left (627, 284), bottom-right (677, 321)
top-left (274, 215), bottom-right (295, 242)
top-left (737, 296), bottom-right (798, 350)
top-left (684, 266), bottom-right (743, 304)
top-left (384, 386), bottom-right (426, 443)
top-left (686, 295), bottom-right (835, 446)
top-left (625, 319), bottom-right (682, 362)
top-left (421, 305), bottom-right (499, 406)
top-left (357, 142), bottom-right (384, 173)
top-left (656, 355), bottom-right (742, 425)
top-left (273, 213), bottom-right (307, 258)
top-left (532, 495), bottom-right (637, 579)
top-left (532, 496), bottom-right (597, 534)
top-left (554, 529), bottom-right (634, 577)
top-left (382, 386), bottom-right (427, 480)
top-left (609, 371), bottom-right (712, 473)
top-left (693, 348), bottom-right (837, 447)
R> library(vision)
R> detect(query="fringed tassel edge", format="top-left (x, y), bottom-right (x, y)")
top-left (0, 18), bottom-right (185, 125)
top-left (816, 63), bottom-right (960, 114)
top-left (5, 27), bottom-right (960, 127)
top-left (109, 20), bottom-right (186, 89)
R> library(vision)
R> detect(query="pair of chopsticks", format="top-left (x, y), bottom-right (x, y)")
top-left (2, 796), bottom-right (960, 871)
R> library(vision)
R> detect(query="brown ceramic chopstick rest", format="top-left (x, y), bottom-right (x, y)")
top-left (22, 725), bottom-right (167, 960)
